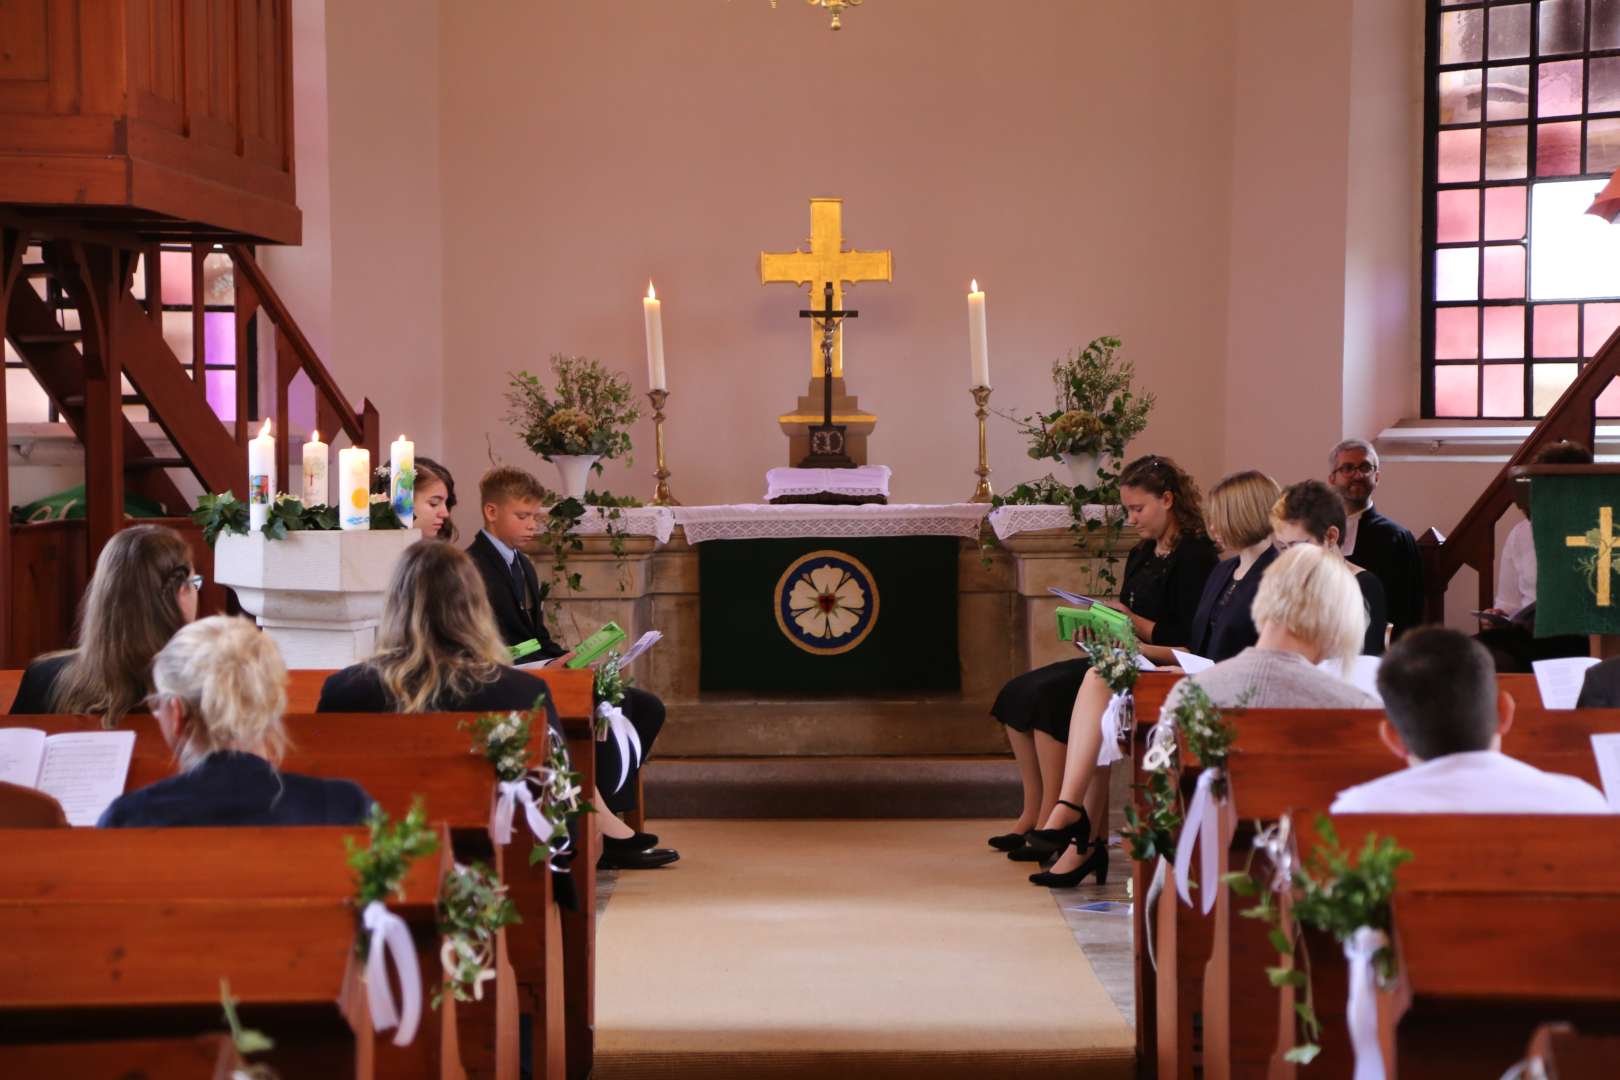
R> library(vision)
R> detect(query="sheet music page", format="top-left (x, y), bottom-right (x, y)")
top-left (1590, 734), bottom-right (1620, 811)
top-left (1532, 657), bottom-right (1601, 710)
top-left (1048, 587), bottom-right (1092, 608)
top-left (37, 730), bottom-right (135, 826)
top-left (1171, 650), bottom-right (1215, 675)
top-left (617, 630), bottom-right (663, 669)
top-left (0, 728), bottom-right (47, 788)
top-left (1315, 656), bottom-right (1383, 701)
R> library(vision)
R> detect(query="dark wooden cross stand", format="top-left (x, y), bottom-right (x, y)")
top-left (798, 280), bottom-right (858, 468)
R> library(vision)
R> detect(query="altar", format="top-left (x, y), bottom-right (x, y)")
top-left (527, 501), bottom-right (1135, 757)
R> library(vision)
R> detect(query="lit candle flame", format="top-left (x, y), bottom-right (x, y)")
top-left (258, 419), bottom-right (272, 438)
top-left (310, 429), bottom-right (320, 442)
top-left (971, 279), bottom-right (980, 293)
top-left (648, 281), bottom-right (657, 300)
top-left (398, 433), bottom-right (406, 441)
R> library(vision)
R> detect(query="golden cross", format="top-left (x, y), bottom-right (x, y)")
top-left (1568, 504), bottom-right (1620, 606)
top-left (760, 197), bottom-right (892, 379)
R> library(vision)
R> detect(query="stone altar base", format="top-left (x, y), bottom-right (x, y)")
top-left (532, 522), bottom-right (1137, 759)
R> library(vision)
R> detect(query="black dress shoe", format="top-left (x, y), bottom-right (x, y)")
top-left (598, 846), bottom-right (680, 870)
top-left (1029, 838), bottom-right (1110, 888)
top-left (988, 830), bottom-right (1031, 852)
top-left (602, 832), bottom-right (660, 853)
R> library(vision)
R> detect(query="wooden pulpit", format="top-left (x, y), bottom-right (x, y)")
top-left (1512, 464), bottom-right (1620, 657)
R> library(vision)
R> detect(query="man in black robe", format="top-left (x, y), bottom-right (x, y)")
top-left (1328, 438), bottom-right (1424, 641)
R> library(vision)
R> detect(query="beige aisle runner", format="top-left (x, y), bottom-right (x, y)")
top-left (594, 819), bottom-right (1134, 1079)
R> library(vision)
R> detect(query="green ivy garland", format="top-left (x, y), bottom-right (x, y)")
top-left (435, 861), bottom-right (521, 1008)
top-left (345, 800), bottom-right (440, 960)
top-left (192, 491), bottom-right (403, 546)
top-left (1120, 683), bottom-right (1238, 863)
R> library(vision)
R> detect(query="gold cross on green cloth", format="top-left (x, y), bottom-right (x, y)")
top-left (1567, 505), bottom-right (1620, 607)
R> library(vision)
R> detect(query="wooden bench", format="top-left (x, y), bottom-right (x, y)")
top-left (1, 1035), bottom-right (243, 1079)
top-left (0, 825), bottom-right (456, 1079)
top-left (1291, 812), bottom-right (1620, 1079)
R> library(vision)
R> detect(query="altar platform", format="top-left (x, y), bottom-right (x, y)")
top-left (528, 502), bottom-right (1135, 761)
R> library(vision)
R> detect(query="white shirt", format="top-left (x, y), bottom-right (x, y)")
top-left (1494, 518), bottom-right (1536, 614)
top-left (1330, 750), bottom-right (1610, 815)
top-left (1343, 504), bottom-right (1368, 559)
top-left (481, 528), bottom-right (519, 568)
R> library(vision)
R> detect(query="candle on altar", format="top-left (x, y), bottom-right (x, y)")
top-left (389, 434), bottom-right (415, 527)
top-left (248, 419), bottom-right (276, 532)
top-left (968, 280), bottom-right (991, 389)
top-left (644, 281), bottom-right (667, 391)
top-left (302, 429), bottom-right (329, 508)
top-left (338, 447), bottom-right (371, 530)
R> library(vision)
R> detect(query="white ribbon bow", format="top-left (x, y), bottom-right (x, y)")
top-left (361, 900), bottom-right (423, 1048)
top-left (1145, 856), bottom-right (1168, 971)
top-left (1096, 692), bottom-right (1129, 767)
top-left (491, 777), bottom-right (550, 847)
top-left (1143, 720), bottom-right (1177, 773)
top-left (1343, 926), bottom-right (1390, 1080)
top-left (595, 700), bottom-right (643, 794)
top-left (1174, 768), bottom-right (1225, 914)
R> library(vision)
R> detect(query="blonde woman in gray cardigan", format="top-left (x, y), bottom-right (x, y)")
top-left (1031, 544), bottom-right (1377, 887)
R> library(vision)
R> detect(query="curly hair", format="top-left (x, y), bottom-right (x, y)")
top-left (1117, 454), bottom-right (1206, 542)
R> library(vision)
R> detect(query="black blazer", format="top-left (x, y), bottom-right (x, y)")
top-left (1119, 534), bottom-right (1222, 647)
top-left (9, 653), bottom-right (73, 715)
top-left (1578, 657), bottom-right (1620, 708)
top-left (1353, 566), bottom-right (1390, 656)
top-left (316, 663), bottom-right (560, 727)
top-left (1189, 545), bottom-right (1278, 662)
top-left (1345, 507), bottom-right (1423, 640)
top-left (465, 531), bottom-right (566, 656)
top-left (97, 751), bottom-right (372, 828)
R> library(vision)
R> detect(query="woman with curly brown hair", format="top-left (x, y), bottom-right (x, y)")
top-left (989, 455), bottom-right (1218, 859)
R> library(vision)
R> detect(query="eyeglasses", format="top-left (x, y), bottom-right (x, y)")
top-left (184, 573), bottom-right (204, 591)
top-left (1333, 461), bottom-right (1376, 477)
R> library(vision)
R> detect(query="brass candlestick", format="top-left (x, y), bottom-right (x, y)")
top-left (648, 389), bottom-right (678, 506)
top-left (970, 385), bottom-right (993, 502)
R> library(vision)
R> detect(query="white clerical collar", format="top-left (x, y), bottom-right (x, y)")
top-left (1347, 503), bottom-right (1370, 521)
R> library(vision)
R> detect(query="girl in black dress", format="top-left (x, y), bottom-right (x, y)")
top-left (989, 456), bottom-right (1218, 856)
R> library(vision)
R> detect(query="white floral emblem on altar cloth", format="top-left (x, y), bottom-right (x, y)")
top-left (773, 550), bottom-right (881, 656)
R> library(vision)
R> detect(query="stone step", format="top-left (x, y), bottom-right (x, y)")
top-left (659, 697), bottom-right (1007, 757)
top-left (642, 755), bottom-right (1023, 819)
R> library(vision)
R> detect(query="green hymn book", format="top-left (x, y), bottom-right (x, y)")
top-left (1532, 473), bottom-right (1620, 637)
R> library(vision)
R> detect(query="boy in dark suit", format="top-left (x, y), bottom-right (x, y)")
top-left (466, 466), bottom-right (675, 869)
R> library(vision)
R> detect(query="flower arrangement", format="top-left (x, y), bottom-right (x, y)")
top-left (1083, 637), bottom-right (1141, 696)
top-left (1224, 814), bottom-right (1411, 1064)
top-left (464, 706), bottom-right (586, 867)
top-left (435, 861), bottom-right (521, 1008)
top-left (346, 800), bottom-right (440, 959)
top-left (505, 355), bottom-right (641, 463)
top-left (1012, 336), bottom-right (1155, 464)
top-left (193, 491), bottom-right (402, 545)
top-left (1121, 682), bottom-right (1237, 863)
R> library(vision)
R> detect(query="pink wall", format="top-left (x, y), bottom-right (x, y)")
top-left (439, 0), bottom-right (1236, 505)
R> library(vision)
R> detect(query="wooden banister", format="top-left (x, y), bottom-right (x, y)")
top-left (1419, 326), bottom-right (1620, 623)
top-left (225, 245), bottom-right (380, 471)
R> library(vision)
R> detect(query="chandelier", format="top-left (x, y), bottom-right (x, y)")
top-left (771, 0), bottom-right (864, 31)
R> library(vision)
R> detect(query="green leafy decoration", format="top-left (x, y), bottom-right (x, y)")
top-left (219, 978), bottom-right (275, 1056)
top-left (434, 861), bottom-right (521, 1008)
top-left (345, 800), bottom-right (440, 959)
top-left (192, 491), bottom-right (249, 546)
top-left (505, 355), bottom-right (642, 463)
top-left (464, 706), bottom-right (540, 783)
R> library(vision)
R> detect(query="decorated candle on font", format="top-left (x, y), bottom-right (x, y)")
top-left (248, 419), bottom-right (276, 532)
top-left (338, 447), bottom-right (371, 530)
top-left (389, 434), bottom-right (415, 527)
top-left (302, 429), bottom-right (329, 507)
top-left (968, 279), bottom-right (991, 389)
top-left (644, 281), bottom-right (666, 391)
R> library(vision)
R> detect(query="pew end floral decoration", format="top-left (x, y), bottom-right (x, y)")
top-left (435, 861), bottom-right (521, 1009)
top-left (465, 703), bottom-right (586, 868)
top-left (1121, 682), bottom-right (1237, 869)
top-left (1224, 813), bottom-right (1412, 1066)
top-left (346, 799), bottom-right (440, 959)
top-left (1083, 637), bottom-right (1141, 764)
top-left (345, 798), bottom-right (440, 1048)
top-left (592, 651), bottom-right (646, 795)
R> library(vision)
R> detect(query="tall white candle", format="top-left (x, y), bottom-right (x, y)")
top-left (302, 429), bottom-right (329, 507)
top-left (338, 447), bottom-right (371, 530)
top-left (968, 279), bottom-right (991, 389)
top-left (644, 281), bottom-right (666, 391)
top-left (247, 419), bottom-right (276, 532)
top-left (389, 434), bottom-right (415, 528)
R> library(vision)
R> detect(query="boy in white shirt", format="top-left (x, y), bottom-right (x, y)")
top-left (1331, 628), bottom-right (1609, 814)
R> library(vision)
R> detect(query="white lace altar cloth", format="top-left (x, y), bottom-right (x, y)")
top-left (764, 465), bottom-right (892, 501)
top-left (987, 504), bottom-right (1121, 541)
top-left (672, 503), bottom-right (990, 544)
top-left (567, 506), bottom-right (677, 545)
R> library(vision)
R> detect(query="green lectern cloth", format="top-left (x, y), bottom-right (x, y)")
top-left (698, 536), bottom-right (959, 692)
top-left (1533, 474), bottom-right (1620, 636)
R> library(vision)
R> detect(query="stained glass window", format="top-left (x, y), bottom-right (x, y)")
top-left (1426, 0), bottom-right (1620, 418)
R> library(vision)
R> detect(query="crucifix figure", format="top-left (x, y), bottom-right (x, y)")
top-left (761, 197), bottom-right (892, 379)
top-left (797, 281), bottom-right (858, 468)
top-left (1568, 505), bottom-right (1620, 606)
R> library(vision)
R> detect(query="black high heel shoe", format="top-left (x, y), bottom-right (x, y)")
top-left (1026, 800), bottom-right (1091, 852)
top-left (1028, 838), bottom-right (1110, 888)
top-left (988, 829), bottom-right (1032, 852)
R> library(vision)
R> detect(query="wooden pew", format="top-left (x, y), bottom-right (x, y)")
top-left (2, 1035), bottom-right (243, 1079)
top-left (1520, 1021), bottom-right (1620, 1079)
top-left (0, 825), bottom-right (455, 1079)
top-left (1297, 812), bottom-right (1620, 1079)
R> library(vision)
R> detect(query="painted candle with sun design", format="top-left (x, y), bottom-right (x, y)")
top-left (338, 447), bottom-right (371, 530)
top-left (774, 550), bottom-right (880, 656)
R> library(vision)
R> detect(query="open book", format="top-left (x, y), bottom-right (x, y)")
top-left (0, 728), bottom-right (135, 826)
